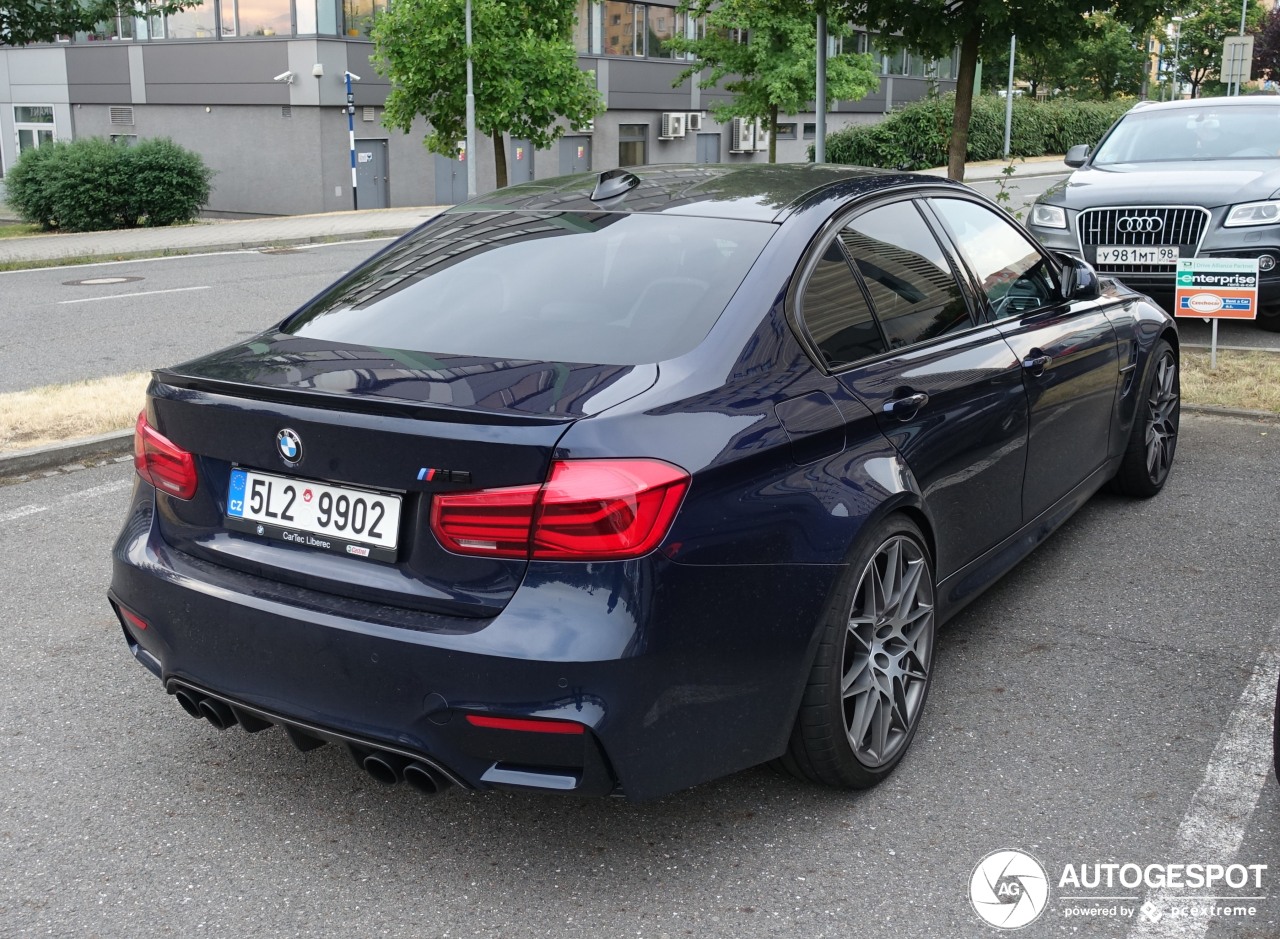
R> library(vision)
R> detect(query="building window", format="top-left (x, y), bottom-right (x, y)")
top-left (775, 122), bottom-right (797, 140)
top-left (618, 123), bottom-right (648, 166)
top-left (802, 122), bottom-right (816, 140)
top-left (158, 0), bottom-right (217, 38)
top-left (581, 3), bottom-right (689, 58)
top-left (15, 106), bottom-right (57, 157)
top-left (218, 0), bottom-right (293, 36)
top-left (343, 0), bottom-right (385, 38)
top-left (602, 2), bottom-right (640, 55)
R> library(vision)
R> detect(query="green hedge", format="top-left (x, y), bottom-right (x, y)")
top-left (823, 94), bottom-right (1134, 170)
top-left (6, 136), bottom-right (213, 231)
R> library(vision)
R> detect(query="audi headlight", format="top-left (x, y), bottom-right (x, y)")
top-left (1030, 204), bottom-right (1067, 229)
top-left (1224, 201), bottom-right (1280, 228)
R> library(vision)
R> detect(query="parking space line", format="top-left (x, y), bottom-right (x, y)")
top-left (58, 285), bottom-right (211, 305)
top-left (1128, 631), bottom-right (1280, 937)
top-left (0, 477), bottom-right (133, 524)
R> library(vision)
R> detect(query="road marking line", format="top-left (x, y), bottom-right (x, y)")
top-left (58, 285), bottom-right (211, 305)
top-left (0, 477), bottom-right (133, 524)
top-left (0, 504), bottom-right (49, 524)
top-left (1128, 632), bottom-right (1279, 938)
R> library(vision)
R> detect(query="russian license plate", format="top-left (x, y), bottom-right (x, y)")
top-left (225, 468), bottom-right (402, 563)
top-left (1096, 245), bottom-right (1179, 265)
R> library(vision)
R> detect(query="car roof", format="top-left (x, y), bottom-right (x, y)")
top-left (448, 162), bottom-right (963, 223)
top-left (1131, 94), bottom-right (1279, 113)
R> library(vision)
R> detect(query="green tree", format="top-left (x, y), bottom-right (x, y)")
top-left (1175, 0), bottom-right (1266, 97)
top-left (1064, 10), bottom-right (1148, 98)
top-left (1254, 5), bottom-right (1280, 83)
top-left (833, 0), bottom-right (1164, 180)
top-left (374, 0), bottom-right (602, 190)
top-left (2, 0), bottom-right (198, 46)
top-left (983, 37), bottom-right (1074, 98)
top-left (667, 0), bottom-right (878, 163)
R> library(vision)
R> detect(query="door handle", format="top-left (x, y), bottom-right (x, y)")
top-left (1022, 352), bottom-right (1051, 377)
top-left (882, 392), bottom-right (929, 421)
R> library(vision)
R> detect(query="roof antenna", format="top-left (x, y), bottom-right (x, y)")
top-left (591, 168), bottom-right (640, 202)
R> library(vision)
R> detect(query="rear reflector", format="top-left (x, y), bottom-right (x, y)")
top-left (119, 607), bottom-right (149, 631)
top-left (431, 459), bottom-right (689, 561)
top-left (466, 714), bottom-right (586, 735)
top-left (134, 412), bottom-right (198, 500)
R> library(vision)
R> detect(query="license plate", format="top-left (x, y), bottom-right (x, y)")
top-left (1096, 245), bottom-right (1179, 265)
top-left (225, 468), bottom-right (402, 562)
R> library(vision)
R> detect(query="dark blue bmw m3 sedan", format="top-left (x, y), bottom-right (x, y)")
top-left (109, 164), bottom-right (1180, 801)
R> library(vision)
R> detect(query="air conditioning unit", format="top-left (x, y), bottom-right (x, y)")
top-left (729, 116), bottom-right (754, 152)
top-left (753, 119), bottom-right (770, 152)
top-left (659, 112), bottom-right (687, 139)
top-left (686, 111), bottom-right (704, 132)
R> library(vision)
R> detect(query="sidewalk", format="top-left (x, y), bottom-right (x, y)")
top-left (0, 205), bottom-right (449, 266)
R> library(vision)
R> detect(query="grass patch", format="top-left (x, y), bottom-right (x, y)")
top-left (0, 373), bottom-right (149, 453)
top-left (1182, 349), bottom-right (1280, 414)
top-left (0, 222), bottom-right (43, 239)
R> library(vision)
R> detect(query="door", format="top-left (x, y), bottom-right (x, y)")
top-left (928, 196), bottom-right (1121, 521)
top-left (509, 138), bottom-right (534, 184)
top-left (797, 199), bottom-right (1030, 582)
top-left (559, 136), bottom-right (592, 175)
top-left (696, 133), bottom-right (721, 163)
top-left (354, 139), bottom-right (389, 209)
top-left (433, 150), bottom-right (470, 204)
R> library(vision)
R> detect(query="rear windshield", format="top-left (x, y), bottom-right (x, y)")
top-left (1092, 104), bottom-right (1280, 164)
top-left (282, 211), bottom-right (776, 365)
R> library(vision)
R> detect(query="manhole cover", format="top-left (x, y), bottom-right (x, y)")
top-left (64, 276), bottom-right (144, 286)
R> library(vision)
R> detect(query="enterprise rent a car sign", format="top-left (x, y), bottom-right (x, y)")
top-left (1174, 258), bottom-right (1260, 319)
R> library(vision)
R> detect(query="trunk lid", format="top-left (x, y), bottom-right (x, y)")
top-left (144, 335), bottom-right (657, 618)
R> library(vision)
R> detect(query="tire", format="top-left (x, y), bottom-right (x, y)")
top-left (778, 515), bottom-right (936, 789)
top-left (1256, 308), bottom-right (1280, 333)
top-left (1111, 339), bottom-right (1179, 498)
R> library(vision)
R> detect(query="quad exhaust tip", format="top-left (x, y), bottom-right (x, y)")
top-left (171, 687), bottom-right (452, 796)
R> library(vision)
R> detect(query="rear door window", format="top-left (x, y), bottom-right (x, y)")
top-left (283, 211), bottom-right (776, 365)
top-left (797, 241), bottom-right (887, 368)
top-left (838, 201), bottom-right (973, 349)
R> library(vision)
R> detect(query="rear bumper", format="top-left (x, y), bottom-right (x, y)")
top-left (110, 484), bottom-right (839, 801)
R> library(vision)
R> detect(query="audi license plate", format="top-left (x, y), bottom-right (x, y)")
top-left (225, 468), bottom-right (402, 563)
top-left (1096, 245), bottom-right (1179, 265)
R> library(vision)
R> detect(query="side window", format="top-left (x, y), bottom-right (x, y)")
top-left (839, 201), bottom-right (973, 349)
top-left (799, 242), bottom-right (888, 368)
top-left (930, 198), bottom-right (1059, 320)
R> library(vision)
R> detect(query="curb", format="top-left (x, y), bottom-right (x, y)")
top-left (0, 429), bottom-right (133, 479)
top-left (0, 227), bottom-right (419, 269)
top-left (3, 406), bottom-right (1276, 481)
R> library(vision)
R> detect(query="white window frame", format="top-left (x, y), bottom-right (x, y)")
top-left (14, 105), bottom-right (58, 157)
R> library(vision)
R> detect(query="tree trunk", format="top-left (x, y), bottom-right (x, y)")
top-left (492, 129), bottom-right (508, 189)
top-left (948, 25), bottom-right (983, 182)
top-left (769, 103), bottom-right (778, 164)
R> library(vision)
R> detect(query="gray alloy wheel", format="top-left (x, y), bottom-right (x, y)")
top-left (778, 515), bottom-right (936, 789)
top-left (842, 533), bottom-right (935, 768)
top-left (1144, 349), bottom-right (1179, 486)
top-left (1113, 338), bottom-right (1179, 498)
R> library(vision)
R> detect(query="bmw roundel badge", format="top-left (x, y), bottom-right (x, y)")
top-left (276, 428), bottom-right (303, 465)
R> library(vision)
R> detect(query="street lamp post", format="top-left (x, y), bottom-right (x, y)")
top-left (464, 0), bottom-right (477, 199)
top-left (1170, 16), bottom-right (1183, 101)
top-left (1003, 34), bottom-right (1016, 159)
top-left (815, 12), bottom-right (827, 164)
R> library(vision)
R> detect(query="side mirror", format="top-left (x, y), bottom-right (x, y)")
top-left (1056, 253), bottom-right (1101, 301)
top-left (1064, 144), bottom-right (1090, 168)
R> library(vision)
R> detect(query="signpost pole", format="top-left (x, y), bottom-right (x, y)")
top-left (1211, 319), bottom-right (1219, 370)
top-left (345, 71), bottom-right (357, 211)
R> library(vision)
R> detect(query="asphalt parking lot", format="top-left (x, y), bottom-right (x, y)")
top-left (1, 412), bottom-right (1277, 938)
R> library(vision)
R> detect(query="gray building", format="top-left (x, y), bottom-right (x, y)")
top-left (0, 1), bottom-right (956, 216)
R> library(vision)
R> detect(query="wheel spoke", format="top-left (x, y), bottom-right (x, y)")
top-left (841, 531), bottom-right (936, 769)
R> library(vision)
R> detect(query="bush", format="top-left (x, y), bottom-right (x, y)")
top-left (5, 136), bottom-right (213, 232)
top-left (823, 94), bottom-right (1134, 170)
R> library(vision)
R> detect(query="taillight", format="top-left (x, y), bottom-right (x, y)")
top-left (431, 459), bottom-right (689, 561)
top-left (466, 714), bottom-right (586, 735)
top-left (133, 411), bottom-right (198, 500)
